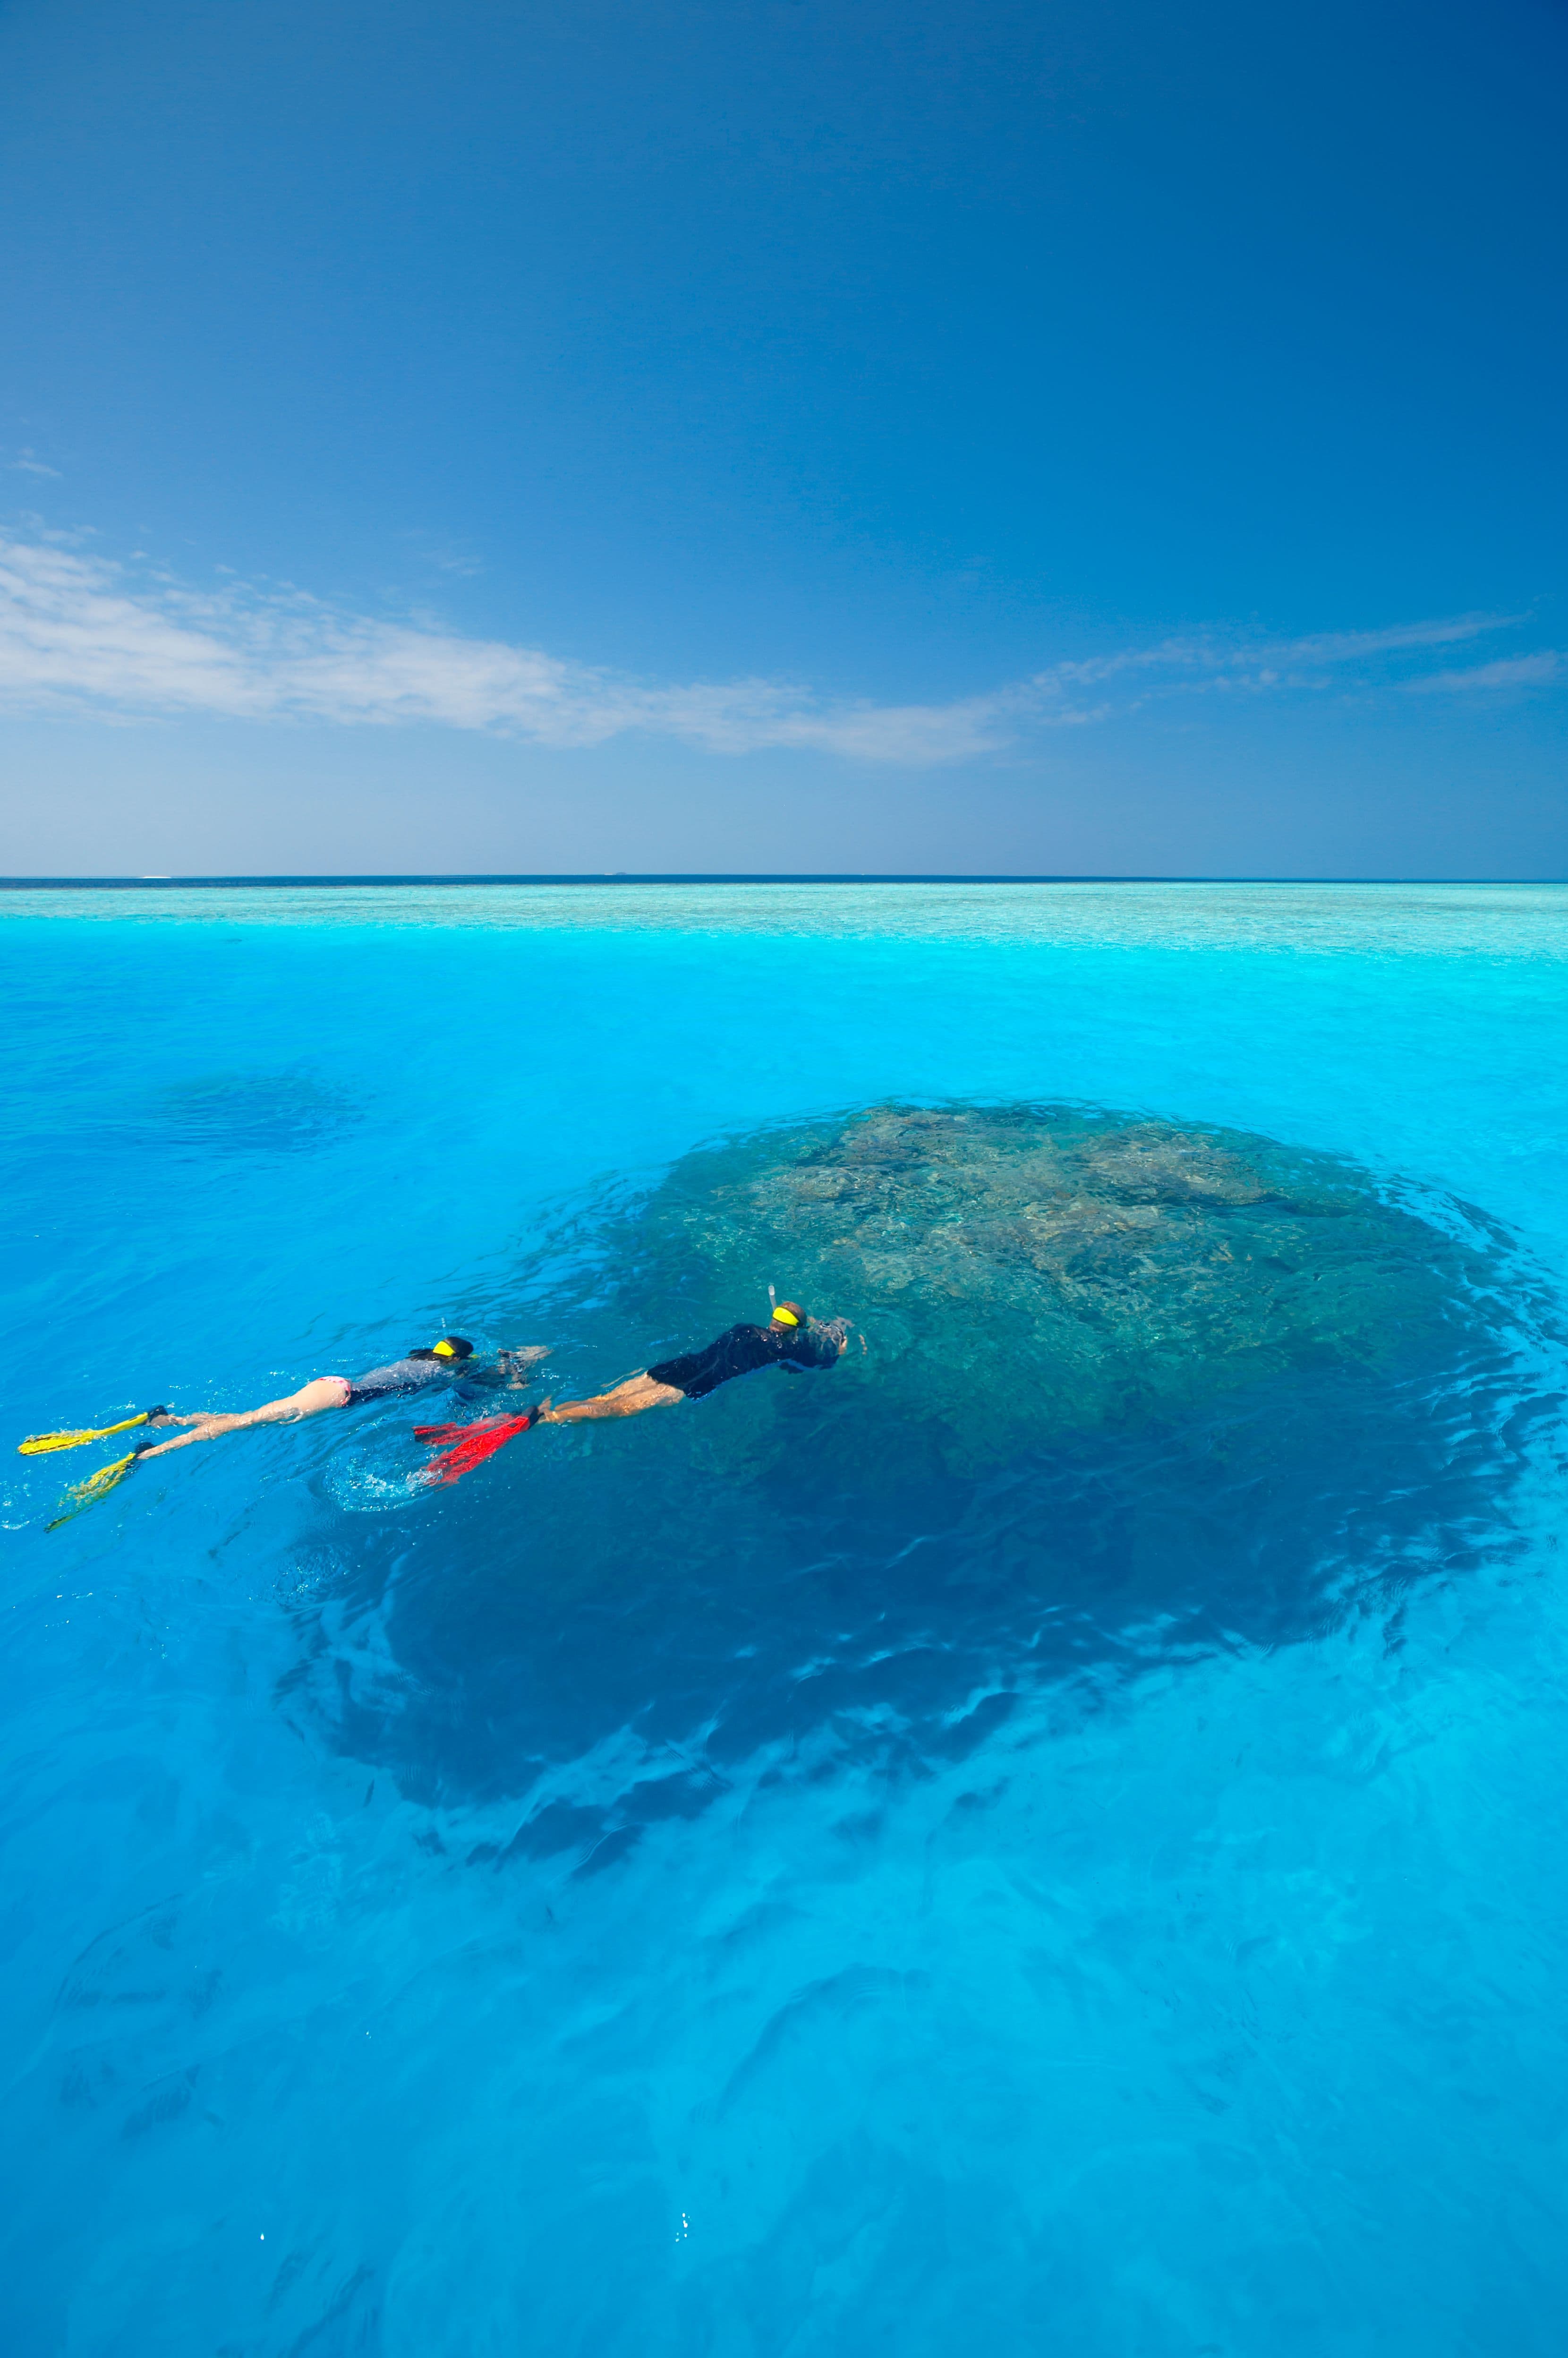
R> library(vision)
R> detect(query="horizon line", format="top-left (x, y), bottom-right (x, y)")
top-left (1, 873), bottom-right (1564, 891)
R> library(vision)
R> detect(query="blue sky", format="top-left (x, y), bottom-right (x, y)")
top-left (1, 0), bottom-right (1564, 876)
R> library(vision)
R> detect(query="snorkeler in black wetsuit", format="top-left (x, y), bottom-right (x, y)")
top-left (537, 1300), bottom-right (849, 1427)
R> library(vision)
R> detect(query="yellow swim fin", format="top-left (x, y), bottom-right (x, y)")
top-left (19, 1407), bottom-right (168, 1457)
top-left (45, 1449), bottom-right (145, 1531)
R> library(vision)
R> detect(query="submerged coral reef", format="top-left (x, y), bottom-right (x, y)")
top-left (304, 1102), bottom-right (1535, 1807)
top-left (622, 1104), bottom-right (1477, 1470)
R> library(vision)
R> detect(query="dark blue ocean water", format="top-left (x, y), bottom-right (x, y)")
top-left (4, 882), bottom-right (1567, 2358)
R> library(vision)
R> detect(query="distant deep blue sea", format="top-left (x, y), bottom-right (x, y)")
top-left (4, 880), bottom-right (1568, 2358)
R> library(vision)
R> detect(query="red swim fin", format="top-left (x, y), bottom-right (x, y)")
top-left (416, 1408), bottom-right (540, 1486)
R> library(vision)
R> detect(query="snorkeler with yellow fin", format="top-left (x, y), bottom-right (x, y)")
top-left (21, 1339), bottom-right (547, 1526)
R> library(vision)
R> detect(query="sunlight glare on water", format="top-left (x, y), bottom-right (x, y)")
top-left (2, 883), bottom-right (1567, 2357)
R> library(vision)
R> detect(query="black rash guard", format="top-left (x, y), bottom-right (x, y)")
top-left (646, 1320), bottom-right (844, 1401)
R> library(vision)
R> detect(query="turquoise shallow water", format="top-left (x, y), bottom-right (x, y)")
top-left (3, 882), bottom-right (1568, 2356)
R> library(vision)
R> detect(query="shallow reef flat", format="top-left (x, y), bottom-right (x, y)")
top-left (9, 879), bottom-right (1568, 961)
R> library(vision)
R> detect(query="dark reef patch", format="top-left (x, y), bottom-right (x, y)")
top-left (282, 1105), bottom-right (1549, 1831)
top-left (135, 1071), bottom-right (360, 1156)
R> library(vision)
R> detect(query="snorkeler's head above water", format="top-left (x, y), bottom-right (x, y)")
top-left (770, 1301), bottom-right (806, 1328)
top-left (416, 1337), bottom-right (476, 1363)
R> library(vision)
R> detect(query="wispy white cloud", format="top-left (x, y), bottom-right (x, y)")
top-left (0, 532), bottom-right (1023, 762)
top-left (9, 450), bottom-right (60, 478)
top-left (0, 530), bottom-right (1551, 764)
top-left (1040, 614), bottom-right (1517, 696)
top-left (1270, 616), bottom-right (1519, 664)
top-left (1402, 649), bottom-right (1563, 694)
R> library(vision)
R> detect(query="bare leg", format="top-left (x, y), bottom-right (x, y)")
top-left (137, 1376), bottom-right (353, 1459)
top-left (537, 1374), bottom-right (683, 1425)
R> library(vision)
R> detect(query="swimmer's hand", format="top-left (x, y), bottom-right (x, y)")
top-left (811, 1316), bottom-right (852, 1355)
top-left (498, 1345), bottom-right (550, 1387)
